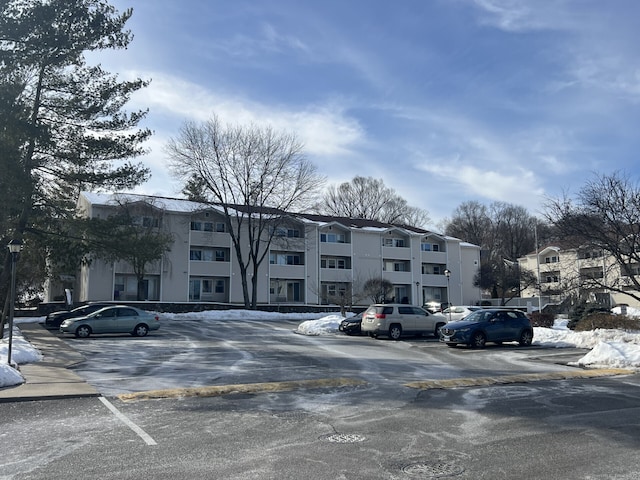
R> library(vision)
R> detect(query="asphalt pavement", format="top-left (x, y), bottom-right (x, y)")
top-left (0, 323), bottom-right (98, 402)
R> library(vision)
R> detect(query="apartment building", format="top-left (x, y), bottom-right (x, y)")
top-left (518, 245), bottom-right (638, 308)
top-left (55, 192), bottom-right (481, 307)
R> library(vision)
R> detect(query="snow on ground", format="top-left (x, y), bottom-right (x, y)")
top-left (2, 309), bottom-right (640, 388)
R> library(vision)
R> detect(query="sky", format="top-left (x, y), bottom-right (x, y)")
top-left (1, 309), bottom-right (639, 388)
top-left (88, 0), bottom-right (640, 226)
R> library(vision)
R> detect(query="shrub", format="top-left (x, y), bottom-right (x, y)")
top-left (572, 312), bottom-right (640, 331)
top-left (567, 302), bottom-right (611, 330)
top-left (528, 312), bottom-right (555, 328)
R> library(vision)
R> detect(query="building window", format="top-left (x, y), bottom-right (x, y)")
top-left (274, 227), bottom-right (300, 238)
top-left (384, 261), bottom-right (409, 272)
top-left (215, 280), bottom-right (225, 293)
top-left (320, 232), bottom-right (346, 243)
top-left (191, 248), bottom-right (228, 262)
top-left (215, 222), bottom-right (226, 232)
top-left (383, 237), bottom-right (405, 247)
top-left (270, 252), bottom-right (302, 265)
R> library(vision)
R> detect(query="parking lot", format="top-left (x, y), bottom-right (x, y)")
top-left (3, 316), bottom-right (640, 479)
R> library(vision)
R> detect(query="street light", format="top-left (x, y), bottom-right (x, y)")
top-left (6, 239), bottom-right (23, 367)
top-left (444, 269), bottom-right (451, 321)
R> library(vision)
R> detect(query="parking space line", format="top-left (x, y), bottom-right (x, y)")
top-left (405, 368), bottom-right (635, 390)
top-left (98, 397), bottom-right (158, 445)
top-left (117, 377), bottom-right (367, 402)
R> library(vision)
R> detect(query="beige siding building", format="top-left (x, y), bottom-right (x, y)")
top-left (55, 192), bottom-right (482, 308)
top-left (518, 245), bottom-right (639, 308)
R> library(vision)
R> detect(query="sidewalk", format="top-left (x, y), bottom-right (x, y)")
top-left (0, 323), bottom-right (99, 402)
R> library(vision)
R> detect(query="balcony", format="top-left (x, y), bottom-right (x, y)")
top-left (320, 268), bottom-right (353, 282)
top-left (189, 261), bottom-right (231, 277)
top-left (382, 246), bottom-right (411, 260)
top-left (269, 264), bottom-right (305, 279)
top-left (382, 271), bottom-right (413, 283)
top-left (319, 242), bottom-right (352, 256)
top-left (190, 231), bottom-right (231, 247)
top-left (421, 273), bottom-right (448, 287)
top-left (420, 250), bottom-right (447, 263)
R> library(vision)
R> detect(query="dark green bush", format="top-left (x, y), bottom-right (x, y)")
top-left (567, 302), bottom-right (611, 330)
top-left (573, 312), bottom-right (640, 331)
top-left (528, 312), bottom-right (555, 327)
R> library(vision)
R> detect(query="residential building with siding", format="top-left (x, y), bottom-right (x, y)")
top-left (48, 192), bottom-right (482, 308)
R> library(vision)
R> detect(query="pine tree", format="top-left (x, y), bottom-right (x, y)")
top-left (0, 0), bottom-right (151, 325)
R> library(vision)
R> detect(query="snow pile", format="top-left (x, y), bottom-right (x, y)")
top-left (296, 315), bottom-right (343, 335)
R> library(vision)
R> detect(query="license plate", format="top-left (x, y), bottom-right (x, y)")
top-left (442, 335), bottom-right (451, 342)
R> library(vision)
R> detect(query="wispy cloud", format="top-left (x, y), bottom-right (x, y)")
top-left (127, 71), bottom-right (366, 157)
top-left (215, 22), bottom-right (309, 58)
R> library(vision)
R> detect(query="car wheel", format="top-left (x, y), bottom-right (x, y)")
top-left (470, 331), bottom-right (486, 348)
top-left (446, 343), bottom-right (457, 348)
top-left (519, 330), bottom-right (533, 346)
top-left (434, 322), bottom-right (446, 337)
top-left (133, 324), bottom-right (149, 337)
top-left (389, 324), bottom-right (402, 340)
top-left (75, 325), bottom-right (91, 338)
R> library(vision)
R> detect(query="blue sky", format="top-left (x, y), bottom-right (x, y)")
top-left (96, 0), bottom-right (640, 226)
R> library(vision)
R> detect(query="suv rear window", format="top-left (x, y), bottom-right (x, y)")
top-left (366, 306), bottom-right (394, 315)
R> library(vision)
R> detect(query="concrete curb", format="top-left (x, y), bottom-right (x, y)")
top-left (0, 323), bottom-right (99, 402)
top-left (405, 368), bottom-right (635, 390)
top-left (118, 377), bottom-right (367, 402)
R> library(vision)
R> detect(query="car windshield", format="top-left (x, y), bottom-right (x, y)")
top-left (461, 310), bottom-right (495, 323)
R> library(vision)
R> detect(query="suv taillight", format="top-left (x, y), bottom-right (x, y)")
top-left (375, 313), bottom-right (386, 319)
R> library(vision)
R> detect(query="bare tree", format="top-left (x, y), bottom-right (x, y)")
top-left (166, 115), bottom-right (325, 309)
top-left (319, 176), bottom-right (430, 228)
top-left (444, 201), bottom-right (492, 247)
top-left (363, 278), bottom-right (393, 304)
top-left (544, 171), bottom-right (640, 304)
top-left (445, 200), bottom-right (540, 300)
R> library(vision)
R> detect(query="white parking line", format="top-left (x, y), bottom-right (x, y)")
top-left (98, 397), bottom-right (157, 446)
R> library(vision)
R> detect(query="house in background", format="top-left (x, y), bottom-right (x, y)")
top-left (46, 192), bottom-right (482, 308)
top-left (518, 244), bottom-right (640, 309)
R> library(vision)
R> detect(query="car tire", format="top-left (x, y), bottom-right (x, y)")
top-left (470, 331), bottom-right (486, 348)
top-left (389, 324), bottom-right (402, 340)
top-left (519, 329), bottom-right (533, 346)
top-left (75, 325), bottom-right (91, 338)
top-left (434, 322), bottom-right (446, 337)
top-left (133, 324), bottom-right (149, 337)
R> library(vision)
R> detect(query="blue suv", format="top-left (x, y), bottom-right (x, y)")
top-left (439, 308), bottom-right (533, 348)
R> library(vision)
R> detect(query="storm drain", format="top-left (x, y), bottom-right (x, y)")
top-left (401, 461), bottom-right (464, 478)
top-left (319, 433), bottom-right (367, 443)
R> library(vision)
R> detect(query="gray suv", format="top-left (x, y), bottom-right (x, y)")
top-left (361, 304), bottom-right (447, 340)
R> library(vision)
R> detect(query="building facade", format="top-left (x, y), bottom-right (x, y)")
top-left (518, 245), bottom-right (640, 308)
top-left (52, 192), bottom-right (482, 308)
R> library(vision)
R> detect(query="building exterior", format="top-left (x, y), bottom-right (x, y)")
top-left (518, 245), bottom-right (640, 308)
top-left (50, 192), bottom-right (482, 308)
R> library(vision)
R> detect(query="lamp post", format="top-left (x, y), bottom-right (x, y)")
top-left (444, 269), bottom-right (451, 321)
top-left (7, 239), bottom-right (23, 367)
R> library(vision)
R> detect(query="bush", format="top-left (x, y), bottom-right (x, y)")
top-left (572, 312), bottom-right (640, 331)
top-left (567, 302), bottom-right (611, 330)
top-left (528, 312), bottom-right (555, 328)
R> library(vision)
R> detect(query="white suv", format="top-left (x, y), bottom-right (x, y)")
top-left (361, 304), bottom-right (447, 340)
